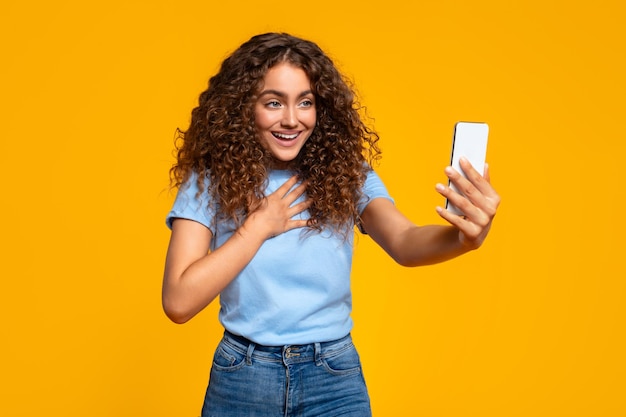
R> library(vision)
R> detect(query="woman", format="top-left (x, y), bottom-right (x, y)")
top-left (163, 32), bottom-right (500, 416)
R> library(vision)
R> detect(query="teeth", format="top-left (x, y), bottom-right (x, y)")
top-left (273, 132), bottom-right (298, 140)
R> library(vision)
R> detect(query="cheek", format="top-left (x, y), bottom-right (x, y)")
top-left (306, 110), bottom-right (317, 127)
top-left (254, 116), bottom-right (265, 131)
top-left (254, 107), bottom-right (272, 130)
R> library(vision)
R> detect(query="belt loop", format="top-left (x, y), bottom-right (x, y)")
top-left (314, 342), bottom-right (322, 366)
top-left (246, 342), bottom-right (255, 365)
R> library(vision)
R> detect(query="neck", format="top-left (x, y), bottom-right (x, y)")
top-left (269, 159), bottom-right (296, 170)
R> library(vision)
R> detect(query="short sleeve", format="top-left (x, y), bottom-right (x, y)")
top-left (165, 171), bottom-right (216, 231)
top-left (357, 169), bottom-right (394, 214)
top-left (356, 170), bottom-right (394, 234)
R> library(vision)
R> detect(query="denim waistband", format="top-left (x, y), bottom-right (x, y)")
top-left (223, 330), bottom-right (352, 354)
top-left (222, 331), bottom-right (355, 366)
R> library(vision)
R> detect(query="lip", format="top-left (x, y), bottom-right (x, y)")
top-left (271, 131), bottom-right (301, 145)
top-left (272, 131), bottom-right (300, 139)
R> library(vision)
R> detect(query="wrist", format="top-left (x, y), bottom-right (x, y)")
top-left (239, 213), bottom-right (272, 243)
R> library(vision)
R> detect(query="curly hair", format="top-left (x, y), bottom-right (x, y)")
top-left (170, 32), bottom-right (381, 233)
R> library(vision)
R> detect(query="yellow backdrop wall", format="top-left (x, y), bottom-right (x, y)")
top-left (1, 0), bottom-right (624, 416)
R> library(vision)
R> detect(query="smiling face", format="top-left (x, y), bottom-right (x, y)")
top-left (254, 62), bottom-right (317, 169)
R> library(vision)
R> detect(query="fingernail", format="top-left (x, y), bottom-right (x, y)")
top-left (444, 166), bottom-right (454, 175)
top-left (436, 183), bottom-right (445, 192)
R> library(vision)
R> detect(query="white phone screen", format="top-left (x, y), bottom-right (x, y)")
top-left (446, 122), bottom-right (489, 215)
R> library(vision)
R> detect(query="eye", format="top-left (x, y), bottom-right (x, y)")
top-left (265, 100), bottom-right (282, 108)
top-left (299, 99), bottom-right (314, 108)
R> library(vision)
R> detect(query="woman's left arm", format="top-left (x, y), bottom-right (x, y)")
top-left (359, 158), bottom-right (500, 267)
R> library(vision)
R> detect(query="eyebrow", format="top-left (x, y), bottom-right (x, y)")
top-left (258, 89), bottom-right (313, 99)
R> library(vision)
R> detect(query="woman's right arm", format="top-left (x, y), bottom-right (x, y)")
top-left (162, 176), bottom-right (310, 324)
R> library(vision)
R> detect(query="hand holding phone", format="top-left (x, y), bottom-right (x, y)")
top-left (446, 122), bottom-right (489, 216)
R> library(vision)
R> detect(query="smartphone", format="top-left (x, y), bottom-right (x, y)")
top-left (446, 121), bottom-right (489, 216)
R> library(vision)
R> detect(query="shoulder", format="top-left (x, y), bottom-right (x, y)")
top-left (166, 170), bottom-right (215, 230)
top-left (357, 169), bottom-right (394, 216)
top-left (359, 169), bottom-right (393, 209)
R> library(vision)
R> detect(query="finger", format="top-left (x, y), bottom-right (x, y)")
top-left (458, 158), bottom-right (497, 199)
top-left (284, 218), bottom-right (310, 232)
top-left (435, 205), bottom-right (467, 229)
top-left (287, 199), bottom-right (312, 218)
top-left (446, 164), bottom-right (500, 216)
top-left (458, 160), bottom-right (500, 216)
top-left (436, 202), bottom-right (490, 240)
top-left (280, 184), bottom-right (306, 207)
top-left (457, 158), bottom-right (488, 189)
top-left (282, 180), bottom-right (308, 205)
top-left (436, 205), bottom-right (489, 244)
top-left (274, 175), bottom-right (301, 199)
top-left (444, 167), bottom-right (484, 210)
top-left (436, 182), bottom-right (482, 221)
top-left (458, 157), bottom-right (480, 178)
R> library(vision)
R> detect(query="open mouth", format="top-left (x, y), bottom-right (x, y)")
top-left (272, 132), bottom-right (299, 140)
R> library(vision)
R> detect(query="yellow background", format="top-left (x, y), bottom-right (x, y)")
top-left (1, 0), bottom-right (624, 416)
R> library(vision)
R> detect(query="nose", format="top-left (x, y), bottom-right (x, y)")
top-left (281, 106), bottom-right (298, 128)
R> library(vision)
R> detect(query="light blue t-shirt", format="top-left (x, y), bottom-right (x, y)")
top-left (166, 169), bottom-right (393, 345)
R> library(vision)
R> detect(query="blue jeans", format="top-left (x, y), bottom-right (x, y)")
top-left (201, 331), bottom-right (372, 417)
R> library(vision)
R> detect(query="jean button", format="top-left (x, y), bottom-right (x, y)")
top-left (285, 347), bottom-right (299, 359)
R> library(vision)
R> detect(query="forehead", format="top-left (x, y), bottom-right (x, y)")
top-left (260, 62), bottom-right (311, 89)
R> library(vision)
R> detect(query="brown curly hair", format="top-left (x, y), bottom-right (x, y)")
top-left (170, 32), bottom-right (381, 233)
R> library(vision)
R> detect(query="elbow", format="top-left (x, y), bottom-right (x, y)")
top-left (389, 248), bottom-right (427, 267)
top-left (162, 298), bottom-right (194, 324)
top-left (165, 312), bottom-right (192, 325)
top-left (394, 255), bottom-right (422, 268)
top-left (391, 249), bottom-right (456, 268)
